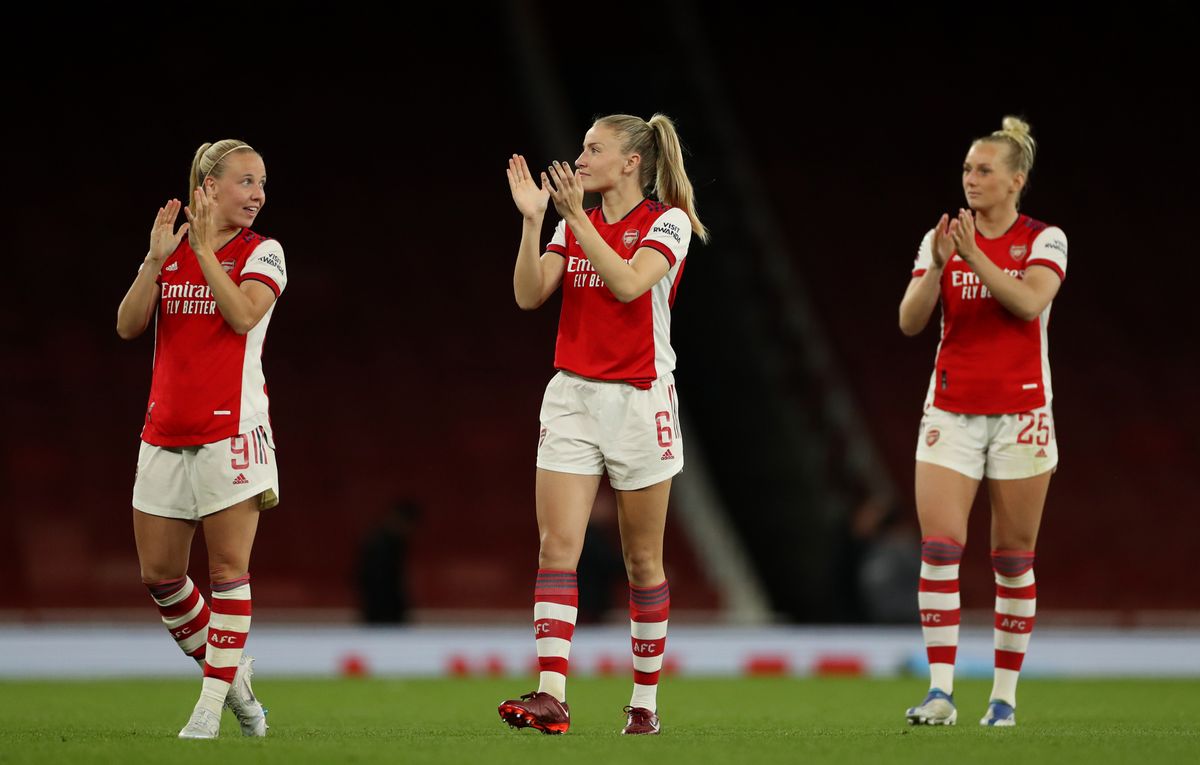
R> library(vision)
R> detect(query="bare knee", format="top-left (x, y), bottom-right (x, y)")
top-left (140, 566), bottom-right (187, 585)
top-left (992, 535), bottom-right (1037, 553)
top-left (132, 510), bottom-right (195, 585)
top-left (538, 530), bottom-right (584, 571)
top-left (208, 553), bottom-right (250, 584)
top-left (209, 566), bottom-right (250, 584)
top-left (623, 549), bottom-right (664, 587)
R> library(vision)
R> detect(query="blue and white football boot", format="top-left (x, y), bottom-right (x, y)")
top-left (906, 688), bottom-right (957, 726)
top-left (979, 699), bottom-right (1016, 727)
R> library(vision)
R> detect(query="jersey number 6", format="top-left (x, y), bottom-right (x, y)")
top-left (655, 411), bottom-right (673, 448)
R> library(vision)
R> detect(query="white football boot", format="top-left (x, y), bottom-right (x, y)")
top-left (224, 655), bottom-right (269, 737)
top-left (178, 706), bottom-right (221, 739)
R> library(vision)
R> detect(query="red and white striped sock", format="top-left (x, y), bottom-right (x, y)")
top-left (534, 569), bottom-right (578, 703)
top-left (196, 574), bottom-right (252, 714)
top-left (146, 576), bottom-right (210, 666)
top-left (991, 550), bottom-right (1036, 706)
top-left (629, 580), bottom-right (669, 713)
top-left (919, 537), bottom-right (963, 694)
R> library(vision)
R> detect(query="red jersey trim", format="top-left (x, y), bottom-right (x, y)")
top-left (242, 275), bottom-right (281, 297)
top-left (640, 239), bottom-right (677, 267)
top-left (1025, 259), bottom-right (1065, 281)
top-left (668, 259), bottom-right (686, 307)
top-left (546, 243), bottom-right (567, 257)
top-left (912, 268), bottom-right (928, 277)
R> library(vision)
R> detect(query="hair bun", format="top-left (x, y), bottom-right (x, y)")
top-left (1001, 116), bottom-right (1032, 138)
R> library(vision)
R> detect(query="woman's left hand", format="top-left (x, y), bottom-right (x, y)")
top-left (544, 161), bottom-right (585, 222)
top-left (950, 208), bottom-right (983, 265)
top-left (183, 186), bottom-right (217, 258)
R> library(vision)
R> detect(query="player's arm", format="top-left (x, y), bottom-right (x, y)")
top-left (185, 189), bottom-right (277, 335)
top-left (513, 215), bottom-right (566, 310)
top-left (899, 270), bottom-right (943, 336)
top-left (203, 271), bottom-right (277, 335)
top-left (899, 219), bottom-right (951, 336)
top-left (951, 211), bottom-right (1064, 321)
top-left (117, 261), bottom-right (163, 340)
top-left (569, 217), bottom-right (671, 303)
top-left (509, 154), bottom-right (564, 310)
top-left (966, 258), bottom-right (1061, 321)
top-left (544, 162), bottom-right (672, 303)
top-left (118, 200), bottom-right (188, 339)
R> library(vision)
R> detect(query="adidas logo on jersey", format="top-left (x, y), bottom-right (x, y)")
top-left (1035, 448), bottom-right (1047, 458)
top-left (165, 262), bottom-right (179, 272)
top-left (660, 449), bottom-right (675, 461)
top-left (233, 473), bottom-right (249, 485)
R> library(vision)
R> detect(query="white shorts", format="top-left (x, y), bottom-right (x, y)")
top-left (916, 404), bottom-right (1058, 481)
top-left (536, 371), bottom-right (684, 491)
top-left (133, 425), bottom-right (280, 520)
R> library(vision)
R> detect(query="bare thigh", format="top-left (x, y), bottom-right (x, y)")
top-left (988, 471), bottom-right (1052, 551)
top-left (132, 509), bottom-right (198, 583)
top-left (201, 495), bottom-right (262, 583)
top-left (915, 461), bottom-right (981, 545)
top-left (615, 478), bottom-right (671, 587)
top-left (535, 469), bottom-right (602, 570)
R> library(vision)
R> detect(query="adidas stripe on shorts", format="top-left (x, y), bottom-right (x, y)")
top-left (537, 370), bottom-right (684, 491)
top-left (915, 403), bottom-right (1058, 481)
top-left (133, 425), bottom-right (280, 519)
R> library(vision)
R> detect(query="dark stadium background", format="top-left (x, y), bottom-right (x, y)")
top-left (1, 5), bottom-right (1195, 624)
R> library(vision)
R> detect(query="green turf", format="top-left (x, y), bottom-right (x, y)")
top-left (1, 677), bottom-right (1197, 764)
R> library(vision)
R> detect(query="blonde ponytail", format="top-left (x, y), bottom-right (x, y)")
top-left (595, 113), bottom-right (709, 244)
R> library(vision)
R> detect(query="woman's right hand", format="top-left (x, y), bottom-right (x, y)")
top-left (507, 154), bottom-right (549, 220)
top-left (148, 199), bottom-right (190, 267)
top-left (930, 213), bottom-right (953, 269)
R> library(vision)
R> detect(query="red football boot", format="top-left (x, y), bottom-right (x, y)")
top-left (621, 706), bottom-right (661, 735)
top-left (498, 691), bottom-right (571, 734)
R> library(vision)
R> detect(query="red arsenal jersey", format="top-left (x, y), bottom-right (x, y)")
top-left (545, 199), bottom-right (691, 388)
top-left (912, 214), bottom-right (1068, 414)
top-left (142, 229), bottom-right (287, 446)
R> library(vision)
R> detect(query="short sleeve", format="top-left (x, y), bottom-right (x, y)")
top-left (241, 240), bottom-right (287, 297)
top-left (545, 219), bottom-right (568, 257)
top-left (912, 229), bottom-right (934, 277)
top-left (638, 207), bottom-right (692, 267)
top-left (1027, 226), bottom-right (1067, 281)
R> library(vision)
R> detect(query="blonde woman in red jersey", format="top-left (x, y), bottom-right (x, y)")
top-left (498, 114), bottom-right (708, 736)
top-left (116, 140), bottom-right (287, 739)
top-left (899, 117), bottom-right (1068, 728)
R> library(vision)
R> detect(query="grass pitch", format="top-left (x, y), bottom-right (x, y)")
top-left (1, 677), bottom-right (1197, 764)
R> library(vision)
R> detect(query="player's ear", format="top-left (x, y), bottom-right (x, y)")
top-left (1011, 172), bottom-right (1026, 195)
top-left (625, 152), bottom-right (641, 176)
